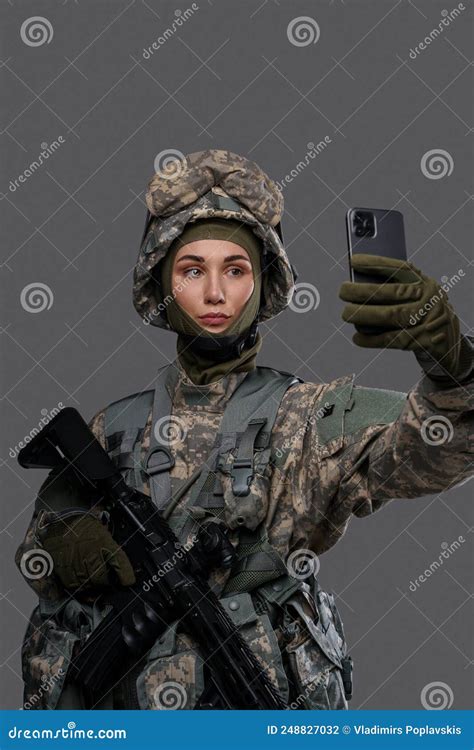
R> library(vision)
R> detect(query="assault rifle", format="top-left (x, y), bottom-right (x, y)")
top-left (18, 407), bottom-right (287, 709)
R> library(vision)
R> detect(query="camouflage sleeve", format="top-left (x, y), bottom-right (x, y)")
top-left (293, 368), bottom-right (473, 554)
top-left (364, 371), bottom-right (473, 505)
top-left (14, 408), bottom-right (107, 602)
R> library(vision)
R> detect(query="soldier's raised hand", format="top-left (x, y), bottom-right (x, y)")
top-left (338, 253), bottom-right (467, 380)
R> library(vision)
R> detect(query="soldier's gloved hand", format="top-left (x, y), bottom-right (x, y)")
top-left (338, 254), bottom-right (472, 381)
top-left (39, 514), bottom-right (136, 593)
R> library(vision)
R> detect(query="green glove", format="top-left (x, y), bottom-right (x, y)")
top-left (39, 514), bottom-right (136, 593)
top-left (338, 253), bottom-right (470, 381)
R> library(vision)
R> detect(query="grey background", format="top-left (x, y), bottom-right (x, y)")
top-left (1, 0), bottom-right (472, 710)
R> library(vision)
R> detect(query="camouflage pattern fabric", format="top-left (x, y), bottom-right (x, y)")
top-left (133, 150), bottom-right (294, 329)
top-left (14, 148), bottom-right (474, 709)
top-left (145, 149), bottom-right (283, 226)
top-left (16, 357), bottom-right (474, 709)
top-left (20, 605), bottom-right (79, 710)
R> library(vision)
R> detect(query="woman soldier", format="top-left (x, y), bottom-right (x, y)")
top-left (16, 149), bottom-right (473, 710)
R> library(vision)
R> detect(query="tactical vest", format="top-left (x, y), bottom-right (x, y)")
top-left (99, 362), bottom-right (353, 710)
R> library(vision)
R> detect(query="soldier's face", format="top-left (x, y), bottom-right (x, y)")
top-left (172, 240), bottom-right (255, 332)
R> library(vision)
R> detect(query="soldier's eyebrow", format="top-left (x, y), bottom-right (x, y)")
top-left (176, 254), bottom-right (251, 264)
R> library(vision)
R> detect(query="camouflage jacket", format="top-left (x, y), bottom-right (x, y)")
top-left (15, 358), bottom-right (474, 710)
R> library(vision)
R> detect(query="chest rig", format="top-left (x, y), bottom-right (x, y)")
top-left (102, 362), bottom-right (353, 707)
top-left (103, 362), bottom-right (305, 605)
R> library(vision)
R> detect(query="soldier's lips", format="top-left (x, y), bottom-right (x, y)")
top-left (198, 315), bottom-right (230, 325)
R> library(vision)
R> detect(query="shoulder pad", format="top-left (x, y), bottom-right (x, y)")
top-left (105, 389), bottom-right (154, 410)
top-left (344, 385), bottom-right (407, 438)
top-left (314, 375), bottom-right (407, 453)
top-left (103, 389), bottom-right (154, 439)
top-left (257, 365), bottom-right (304, 383)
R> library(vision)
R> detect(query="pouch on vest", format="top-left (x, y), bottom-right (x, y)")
top-left (20, 595), bottom-right (113, 710)
top-left (134, 589), bottom-right (290, 709)
top-left (99, 363), bottom-right (354, 710)
top-left (279, 576), bottom-right (352, 709)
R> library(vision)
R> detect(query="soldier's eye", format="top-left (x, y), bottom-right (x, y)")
top-left (184, 268), bottom-right (202, 278)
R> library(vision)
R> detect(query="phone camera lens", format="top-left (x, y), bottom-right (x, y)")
top-left (353, 212), bottom-right (375, 238)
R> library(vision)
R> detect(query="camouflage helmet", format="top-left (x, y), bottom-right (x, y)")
top-left (132, 149), bottom-right (297, 329)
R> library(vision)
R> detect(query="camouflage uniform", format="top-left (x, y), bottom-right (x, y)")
top-left (15, 150), bottom-right (474, 710)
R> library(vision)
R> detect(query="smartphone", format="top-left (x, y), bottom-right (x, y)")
top-left (346, 207), bottom-right (407, 334)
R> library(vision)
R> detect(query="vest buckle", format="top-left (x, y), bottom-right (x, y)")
top-left (230, 418), bottom-right (267, 497)
top-left (143, 446), bottom-right (175, 476)
top-left (231, 457), bottom-right (253, 497)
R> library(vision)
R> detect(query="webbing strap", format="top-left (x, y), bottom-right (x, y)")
top-left (104, 390), bottom-right (154, 494)
top-left (218, 368), bottom-right (300, 499)
top-left (231, 418), bottom-right (267, 496)
top-left (176, 369), bottom-right (301, 546)
top-left (143, 363), bottom-right (177, 512)
top-left (104, 365), bottom-right (302, 539)
top-left (103, 363), bottom-right (178, 511)
top-left (216, 368), bottom-right (298, 436)
top-left (104, 393), bottom-right (153, 437)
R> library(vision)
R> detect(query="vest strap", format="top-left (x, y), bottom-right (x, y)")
top-left (103, 365), bottom-right (307, 599)
top-left (231, 418), bottom-right (267, 496)
top-left (142, 364), bottom-right (176, 511)
top-left (104, 392), bottom-right (153, 493)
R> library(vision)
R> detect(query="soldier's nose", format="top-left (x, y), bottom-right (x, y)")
top-left (204, 283), bottom-right (225, 304)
